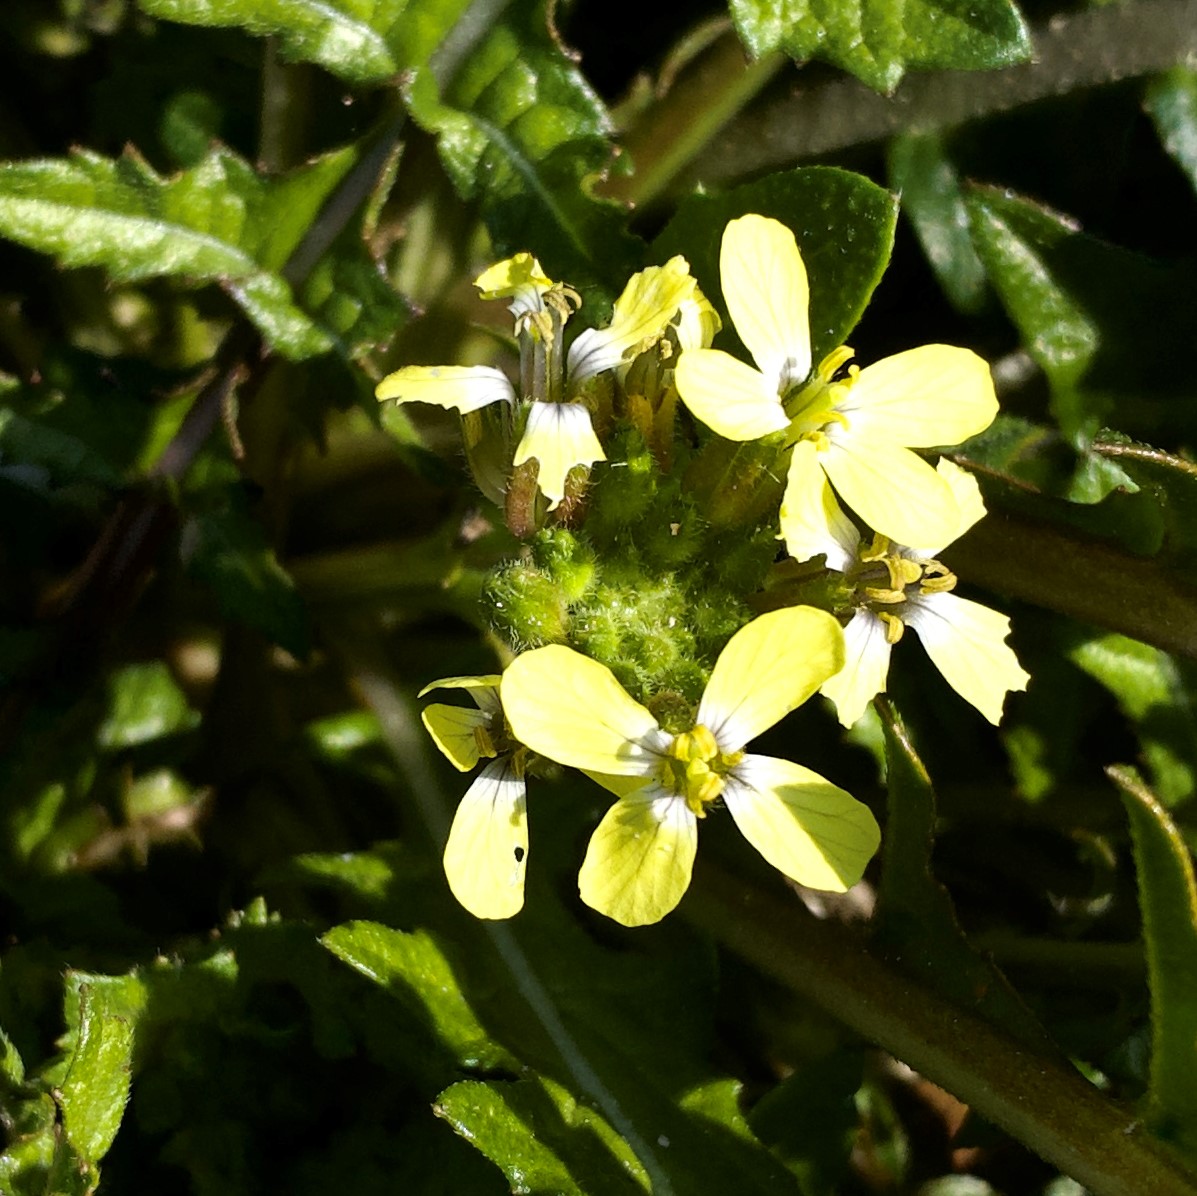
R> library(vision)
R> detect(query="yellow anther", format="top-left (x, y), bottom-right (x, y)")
top-left (660, 724), bottom-right (738, 813)
top-left (879, 611), bottom-right (906, 645)
top-left (888, 557), bottom-right (924, 590)
top-left (864, 586), bottom-right (906, 605)
top-left (861, 533), bottom-right (891, 563)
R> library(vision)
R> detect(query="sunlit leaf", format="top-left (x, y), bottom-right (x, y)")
top-left (1146, 66), bottom-right (1197, 198)
top-left (728, 0), bottom-right (1030, 93)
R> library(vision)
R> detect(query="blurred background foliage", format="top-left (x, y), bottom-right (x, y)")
top-left (2, 0), bottom-right (1197, 1193)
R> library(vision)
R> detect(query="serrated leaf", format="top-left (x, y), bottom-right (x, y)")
top-left (1146, 66), bottom-right (1197, 197)
top-left (728, 0), bottom-right (1030, 93)
top-left (59, 973), bottom-right (146, 1165)
top-left (180, 486), bottom-right (311, 658)
top-left (873, 701), bottom-right (1055, 1051)
top-left (0, 146), bottom-right (359, 360)
top-left (965, 185), bottom-right (1197, 446)
top-left (435, 1075), bottom-right (650, 1196)
top-left (136, 0), bottom-right (472, 87)
top-left (321, 920), bottom-right (513, 1071)
top-left (887, 133), bottom-right (988, 313)
top-left (405, 0), bottom-right (640, 294)
top-left (1111, 766), bottom-right (1197, 1153)
top-left (652, 167), bottom-right (898, 366)
top-left (1067, 632), bottom-right (1197, 806)
top-left (300, 238), bottom-right (407, 359)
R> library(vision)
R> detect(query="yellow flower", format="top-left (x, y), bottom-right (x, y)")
top-left (674, 214), bottom-right (999, 553)
top-left (421, 675), bottom-right (528, 920)
top-left (791, 459), bottom-right (1031, 726)
top-left (376, 254), bottom-right (700, 508)
top-left (501, 609), bottom-right (880, 927)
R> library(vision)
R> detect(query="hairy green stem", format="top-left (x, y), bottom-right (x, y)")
top-left (684, 861), bottom-right (1197, 1196)
top-left (683, 0), bottom-right (1197, 183)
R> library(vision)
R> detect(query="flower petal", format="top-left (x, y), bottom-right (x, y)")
top-left (820, 610), bottom-right (893, 728)
top-left (903, 591), bottom-right (1030, 724)
top-left (835, 345), bottom-right (998, 449)
top-left (422, 702), bottom-right (491, 772)
top-left (697, 607), bottom-right (844, 753)
top-left (720, 214), bottom-right (811, 388)
top-left (568, 256), bottom-right (696, 384)
top-left (674, 349), bottom-right (789, 441)
top-left (780, 439), bottom-right (860, 567)
top-left (443, 758), bottom-right (528, 919)
top-left (474, 252), bottom-right (553, 317)
top-left (375, 365), bottom-right (516, 413)
top-left (578, 788), bottom-right (697, 926)
top-left (934, 457), bottom-right (987, 547)
top-left (723, 754), bottom-right (880, 891)
top-left (673, 288), bottom-right (722, 352)
top-left (821, 435), bottom-right (961, 550)
top-left (501, 645), bottom-right (668, 775)
top-left (418, 675), bottom-right (503, 718)
top-left (512, 403), bottom-right (606, 509)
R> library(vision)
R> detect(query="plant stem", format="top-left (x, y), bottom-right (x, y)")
top-left (684, 860), bottom-right (1197, 1196)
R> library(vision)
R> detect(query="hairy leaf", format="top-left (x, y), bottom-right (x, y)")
top-left (728, 0), bottom-right (1030, 93)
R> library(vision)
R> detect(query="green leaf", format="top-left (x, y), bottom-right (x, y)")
top-left (887, 133), bottom-right (988, 313)
top-left (728, 0), bottom-right (1030, 93)
top-left (1067, 633), bottom-right (1197, 807)
top-left (0, 146), bottom-right (360, 360)
top-left (321, 920), bottom-right (514, 1072)
top-left (135, 0), bottom-right (472, 87)
top-left (873, 700), bottom-right (1055, 1052)
top-left (97, 661), bottom-right (199, 750)
top-left (59, 973), bottom-right (146, 1165)
top-left (180, 485), bottom-right (311, 658)
top-left (1146, 67), bottom-right (1197, 197)
top-left (965, 185), bottom-right (1197, 446)
top-left (435, 1075), bottom-right (650, 1195)
top-left (405, 0), bottom-right (640, 293)
top-left (652, 166), bottom-right (898, 366)
top-left (1110, 766), bottom-right (1197, 1153)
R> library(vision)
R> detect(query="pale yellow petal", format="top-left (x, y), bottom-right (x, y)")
top-left (418, 675), bottom-right (503, 718)
top-left (780, 439), bottom-right (860, 568)
top-left (697, 607), bottom-right (844, 753)
top-left (933, 458), bottom-right (987, 549)
top-left (904, 592), bottom-right (1030, 724)
top-left (582, 771), bottom-right (654, 799)
top-left (375, 365), bottom-right (515, 413)
top-left (720, 214), bottom-right (811, 388)
top-left (821, 436), bottom-right (961, 550)
top-left (568, 256), bottom-right (696, 383)
top-left (443, 758), bottom-right (527, 919)
top-left (512, 402), bottom-right (606, 508)
top-left (422, 702), bottom-right (490, 772)
top-left (501, 646), bottom-right (669, 775)
top-left (673, 289), bottom-right (722, 352)
top-left (820, 610), bottom-right (892, 728)
top-left (835, 345), bottom-right (998, 449)
top-left (474, 253), bottom-right (553, 317)
top-left (722, 754), bottom-right (880, 891)
top-left (578, 788), bottom-right (697, 926)
top-left (674, 349), bottom-right (789, 441)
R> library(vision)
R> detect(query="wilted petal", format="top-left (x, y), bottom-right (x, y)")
top-left (376, 365), bottom-right (516, 414)
top-left (474, 252), bottom-right (553, 317)
top-left (675, 349), bottom-right (789, 441)
top-left (720, 214), bottom-right (811, 389)
top-left (673, 289), bottom-right (722, 352)
top-left (722, 754), bottom-right (880, 891)
top-left (501, 645), bottom-right (669, 775)
top-left (822, 435), bottom-right (961, 551)
top-left (422, 702), bottom-right (490, 772)
top-left (780, 439), bottom-right (860, 567)
top-left (835, 345), bottom-right (997, 449)
top-left (512, 402), bottom-right (606, 508)
top-left (820, 610), bottom-right (893, 728)
top-left (578, 787), bottom-right (697, 926)
top-left (904, 591), bottom-right (1030, 724)
top-left (697, 607), bottom-right (844, 753)
top-left (443, 758), bottom-right (528, 919)
top-left (568, 256), bottom-right (696, 384)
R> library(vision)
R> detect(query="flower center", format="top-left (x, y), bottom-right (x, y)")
top-left (658, 724), bottom-right (744, 816)
top-left (850, 533), bottom-right (957, 644)
top-left (782, 345), bottom-right (857, 451)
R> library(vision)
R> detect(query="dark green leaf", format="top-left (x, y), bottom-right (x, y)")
top-left (0, 146), bottom-right (360, 359)
top-left (1111, 766), bottom-right (1197, 1153)
top-left (1146, 66), bottom-right (1197, 197)
top-left (405, 0), bottom-right (640, 294)
top-left (652, 167), bottom-right (898, 366)
top-left (728, 0), bottom-right (1030, 93)
top-left (135, 0), bottom-right (472, 87)
top-left (435, 1075), bottom-right (650, 1195)
top-left (887, 133), bottom-right (988, 313)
